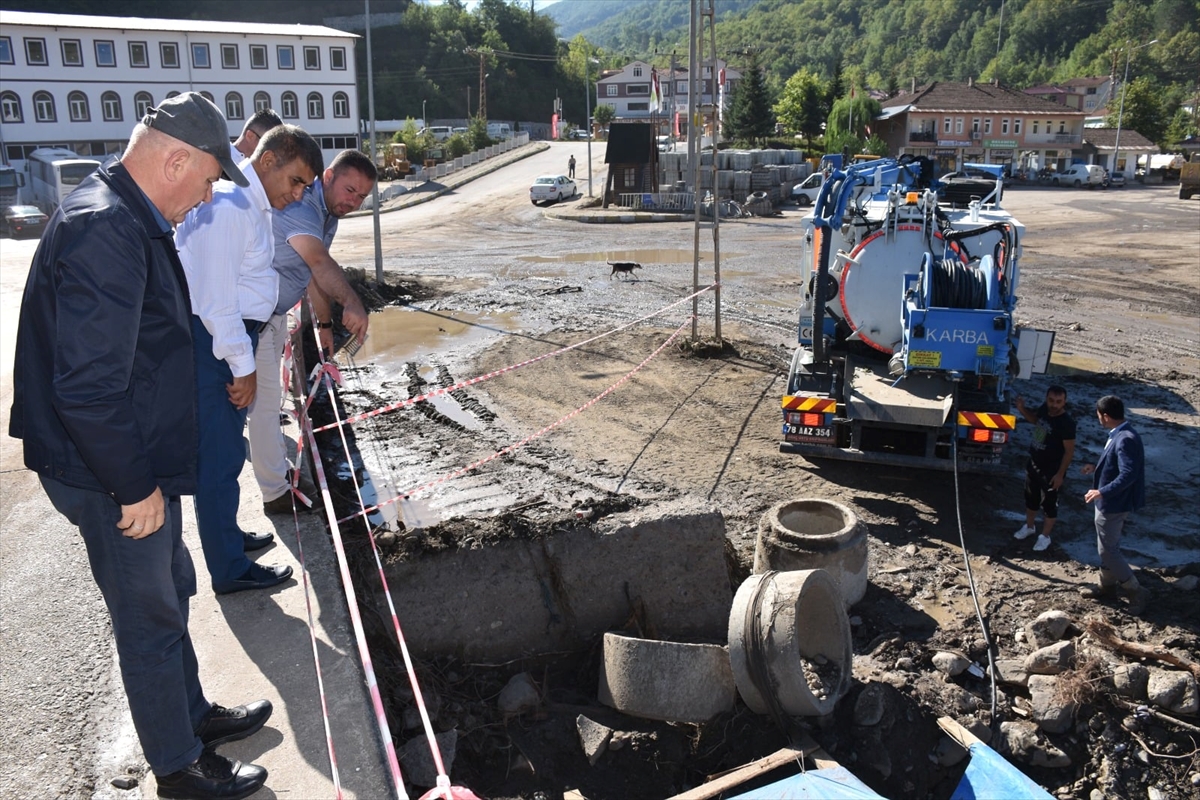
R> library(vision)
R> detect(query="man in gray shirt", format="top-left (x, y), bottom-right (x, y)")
top-left (250, 149), bottom-right (375, 514)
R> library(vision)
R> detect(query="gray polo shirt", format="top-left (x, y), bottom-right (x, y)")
top-left (271, 178), bottom-right (338, 316)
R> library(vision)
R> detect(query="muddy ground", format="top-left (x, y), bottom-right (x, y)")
top-left (313, 181), bottom-right (1199, 799)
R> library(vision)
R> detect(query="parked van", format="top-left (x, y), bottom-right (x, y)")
top-left (1052, 163), bottom-right (1105, 188)
top-left (486, 122), bottom-right (513, 140)
top-left (422, 126), bottom-right (454, 142)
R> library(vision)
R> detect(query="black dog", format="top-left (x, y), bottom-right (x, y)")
top-left (608, 261), bottom-right (642, 279)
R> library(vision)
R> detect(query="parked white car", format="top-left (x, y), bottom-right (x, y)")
top-left (530, 174), bottom-right (576, 205)
top-left (1052, 164), bottom-right (1105, 188)
top-left (790, 172), bottom-right (825, 206)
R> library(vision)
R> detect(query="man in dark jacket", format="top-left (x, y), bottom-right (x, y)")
top-left (1081, 395), bottom-right (1149, 614)
top-left (10, 93), bottom-right (272, 800)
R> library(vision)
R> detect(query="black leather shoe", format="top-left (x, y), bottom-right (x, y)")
top-left (196, 700), bottom-right (273, 747)
top-left (214, 563), bottom-right (294, 595)
top-left (242, 531), bottom-right (274, 552)
top-left (156, 748), bottom-right (267, 800)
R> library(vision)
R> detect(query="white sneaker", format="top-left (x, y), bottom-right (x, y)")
top-left (1013, 524), bottom-right (1036, 540)
top-left (1032, 534), bottom-right (1052, 552)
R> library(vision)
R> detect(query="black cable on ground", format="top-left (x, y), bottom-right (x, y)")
top-left (951, 434), bottom-right (1000, 737)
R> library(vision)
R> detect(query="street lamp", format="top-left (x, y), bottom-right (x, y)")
top-left (422, 99), bottom-right (426, 129)
top-left (585, 57), bottom-right (598, 197)
top-left (1112, 38), bottom-right (1158, 180)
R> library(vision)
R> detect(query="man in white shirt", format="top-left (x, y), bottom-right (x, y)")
top-left (177, 124), bottom-right (322, 594)
top-left (233, 108), bottom-right (282, 162)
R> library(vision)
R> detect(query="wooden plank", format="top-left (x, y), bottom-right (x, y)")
top-left (666, 747), bottom-right (804, 800)
top-left (937, 716), bottom-right (983, 750)
top-left (667, 732), bottom-right (843, 800)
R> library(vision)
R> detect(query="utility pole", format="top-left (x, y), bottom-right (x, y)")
top-left (365, 0), bottom-right (382, 282)
top-left (689, 0), bottom-right (721, 343)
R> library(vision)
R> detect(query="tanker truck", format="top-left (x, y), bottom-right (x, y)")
top-left (781, 157), bottom-right (1054, 472)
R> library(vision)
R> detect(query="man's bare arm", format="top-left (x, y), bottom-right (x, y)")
top-left (289, 234), bottom-right (369, 341)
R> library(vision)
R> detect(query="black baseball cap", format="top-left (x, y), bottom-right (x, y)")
top-left (142, 92), bottom-right (248, 187)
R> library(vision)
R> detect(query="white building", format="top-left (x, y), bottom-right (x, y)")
top-left (0, 10), bottom-right (360, 178)
top-left (596, 59), bottom-right (741, 130)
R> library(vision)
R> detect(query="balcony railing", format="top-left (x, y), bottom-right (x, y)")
top-left (1023, 133), bottom-right (1082, 146)
top-left (909, 130), bottom-right (937, 142)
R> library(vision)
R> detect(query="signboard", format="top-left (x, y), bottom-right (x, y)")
top-left (938, 140), bottom-right (973, 148)
top-left (984, 139), bottom-right (1018, 149)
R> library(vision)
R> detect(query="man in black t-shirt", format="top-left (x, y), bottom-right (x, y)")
top-left (1013, 385), bottom-right (1077, 552)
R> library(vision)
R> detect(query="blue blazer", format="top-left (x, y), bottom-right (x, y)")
top-left (1093, 423), bottom-right (1145, 514)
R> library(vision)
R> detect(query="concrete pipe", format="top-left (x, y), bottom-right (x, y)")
top-left (728, 569), bottom-right (852, 717)
top-left (754, 498), bottom-right (868, 607)
top-left (598, 633), bottom-right (736, 723)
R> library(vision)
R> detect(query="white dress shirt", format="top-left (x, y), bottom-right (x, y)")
top-left (177, 159), bottom-right (278, 378)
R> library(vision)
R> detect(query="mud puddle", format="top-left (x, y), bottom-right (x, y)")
top-left (354, 306), bottom-right (523, 367)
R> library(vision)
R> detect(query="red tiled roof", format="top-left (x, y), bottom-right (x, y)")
top-left (885, 81), bottom-right (1087, 114)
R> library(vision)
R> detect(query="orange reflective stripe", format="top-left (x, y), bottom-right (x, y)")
top-left (957, 412), bottom-right (1016, 430)
top-left (782, 396), bottom-right (837, 413)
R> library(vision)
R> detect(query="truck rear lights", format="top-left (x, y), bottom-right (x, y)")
top-left (969, 428), bottom-right (1007, 444)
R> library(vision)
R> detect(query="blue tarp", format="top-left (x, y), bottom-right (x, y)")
top-left (950, 742), bottom-right (1053, 800)
top-left (727, 766), bottom-right (885, 799)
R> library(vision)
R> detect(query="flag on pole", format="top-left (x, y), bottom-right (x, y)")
top-left (649, 67), bottom-right (661, 113)
top-left (551, 113), bottom-right (559, 139)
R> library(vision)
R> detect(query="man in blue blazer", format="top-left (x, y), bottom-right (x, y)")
top-left (1081, 395), bottom-right (1148, 614)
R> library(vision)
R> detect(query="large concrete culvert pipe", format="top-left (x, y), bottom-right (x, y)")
top-left (728, 569), bottom-right (853, 717)
top-left (754, 498), bottom-right (868, 607)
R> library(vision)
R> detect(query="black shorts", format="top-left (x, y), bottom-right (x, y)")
top-left (1024, 464), bottom-right (1059, 518)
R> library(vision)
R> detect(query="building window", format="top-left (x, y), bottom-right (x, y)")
top-left (192, 43), bottom-right (210, 69)
top-left (281, 91), bottom-right (298, 118)
top-left (628, 102), bottom-right (649, 111)
top-left (633, 65), bottom-right (643, 77)
top-left (68, 91), bottom-right (90, 122)
top-left (307, 92), bottom-right (324, 118)
top-left (606, 85), bottom-right (618, 97)
top-left (1013, 119), bottom-right (1022, 135)
top-left (984, 118), bottom-right (992, 135)
top-left (972, 118), bottom-right (980, 133)
top-left (677, 80), bottom-right (686, 93)
top-left (955, 117), bottom-right (963, 134)
top-left (277, 45), bottom-right (294, 69)
top-left (134, 91), bottom-right (154, 118)
top-left (199, 91), bottom-right (215, 103)
top-left (102, 91), bottom-right (122, 121)
top-left (1032, 121), bottom-right (1039, 134)
top-left (0, 36), bottom-right (12, 65)
top-left (330, 47), bottom-right (346, 70)
top-left (33, 91), bottom-right (55, 122)
top-left (627, 84), bottom-right (650, 97)
top-left (226, 92), bottom-right (244, 120)
top-left (1, 91), bottom-right (22, 123)
top-left (254, 91), bottom-right (271, 112)
top-left (129, 41), bottom-right (148, 67)
top-left (166, 90), bottom-right (180, 98)
top-left (943, 117), bottom-right (952, 134)
top-left (61, 39), bottom-right (83, 66)
top-left (304, 46), bottom-right (320, 70)
top-left (332, 91), bottom-right (349, 118)
top-left (1058, 121), bottom-right (1066, 133)
top-left (1001, 118), bottom-right (1009, 135)
top-left (161, 42), bottom-right (179, 68)
top-left (25, 38), bottom-right (48, 65)
top-left (221, 44), bottom-right (238, 69)
top-left (250, 44), bottom-right (267, 69)
top-left (95, 40), bottom-right (116, 67)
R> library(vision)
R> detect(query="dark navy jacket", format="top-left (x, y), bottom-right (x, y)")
top-left (9, 160), bottom-right (198, 504)
top-left (1092, 422), bottom-right (1145, 514)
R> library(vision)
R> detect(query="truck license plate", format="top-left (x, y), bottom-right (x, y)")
top-left (784, 424), bottom-right (833, 441)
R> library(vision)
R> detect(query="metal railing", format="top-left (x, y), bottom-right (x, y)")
top-left (616, 191), bottom-right (695, 211)
top-left (412, 132), bottom-right (531, 182)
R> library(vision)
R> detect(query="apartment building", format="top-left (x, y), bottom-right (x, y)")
top-left (0, 10), bottom-right (359, 174)
top-left (877, 80), bottom-right (1089, 174)
top-left (595, 59), bottom-right (741, 133)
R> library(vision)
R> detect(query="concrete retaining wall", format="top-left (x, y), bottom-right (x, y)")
top-left (379, 500), bottom-right (733, 660)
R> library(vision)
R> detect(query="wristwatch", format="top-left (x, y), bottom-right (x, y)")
top-left (316, 321), bottom-right (333, 329)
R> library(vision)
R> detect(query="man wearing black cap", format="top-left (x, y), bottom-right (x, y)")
top-left (11, 92), bottom-right (271, 799)
top-left (177, 124), bottom-right (322, 595)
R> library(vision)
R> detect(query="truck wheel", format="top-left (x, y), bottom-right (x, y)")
top-left (1073, 179), bottom-right (1081, 188)
top-left (796, 195), bottom-right (811, 207)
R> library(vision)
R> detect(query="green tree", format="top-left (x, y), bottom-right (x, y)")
top-left (824, 130), bottom-right (862, 161)
top-left (774, 68), bottom-right (826, 147)
top-left (468, 115), bottom-right (491, 151)
top-left (725, 52), bottom-right (774, 144)
top-left (592, 103), bottom-right (616, 130)
top-left (1107, 76), bottom-right (1166, 145)
top-left (827, 91), bottom-right (882, 139)
top-left (1164, 107), bottom-right (1198, 147)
